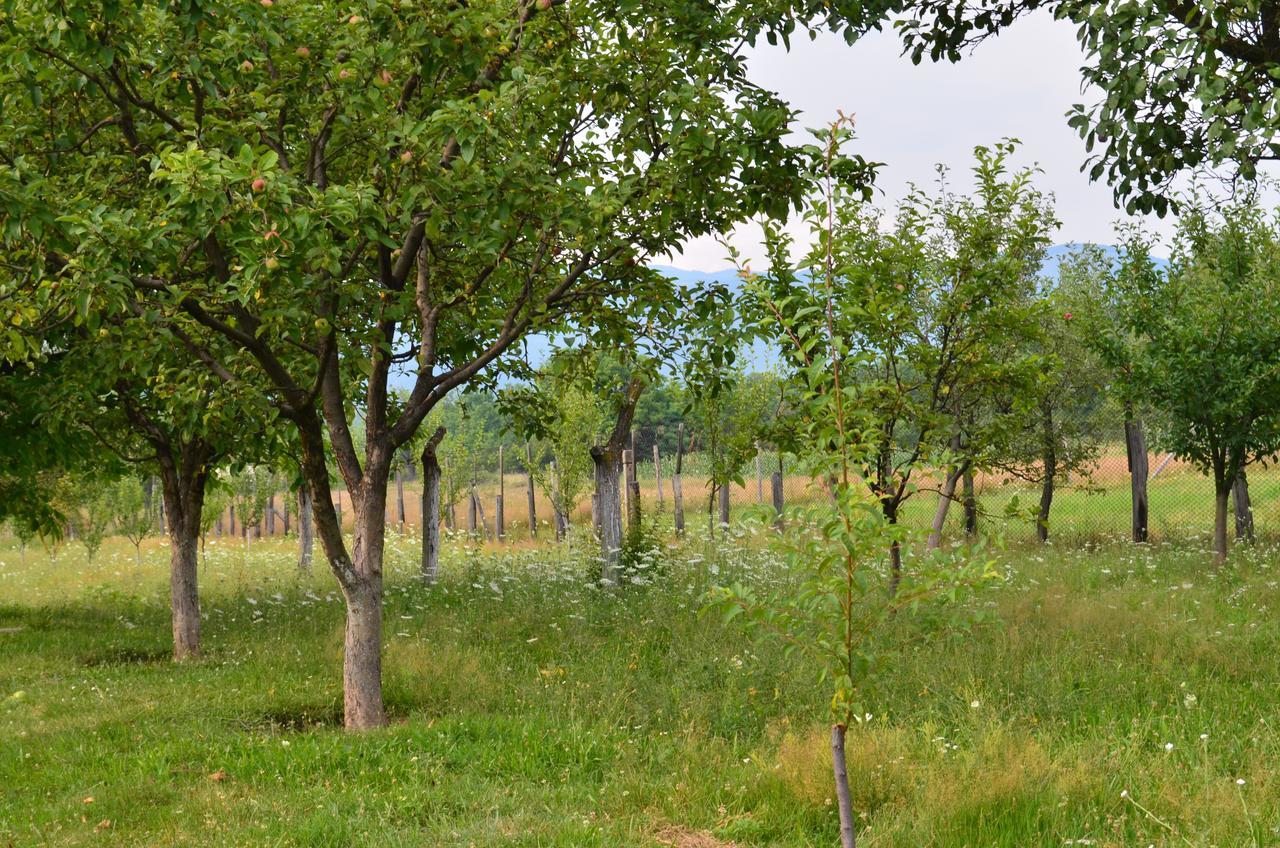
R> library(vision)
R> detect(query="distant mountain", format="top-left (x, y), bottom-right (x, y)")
top-left (395, 245), bottom-right (1163, 386)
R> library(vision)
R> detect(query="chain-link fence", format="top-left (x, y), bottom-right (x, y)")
top-left (207, 418), bottom-right (1274, 552)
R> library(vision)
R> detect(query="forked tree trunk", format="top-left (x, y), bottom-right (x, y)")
top-left (1232, 469), bottom-right (1254, 543)
top-left (592, 376), bottom-right (645, 577)
top-left (420, 430), bottom-right (444, 583)
top-left (831, 724), bottom-right (856, 848)
top-left (1214, 485), bottom-right (1230, 566)
top-left (297, 488), bottom-right (314, 573)
top-left (1125, 415), bottom-right (1149, 543)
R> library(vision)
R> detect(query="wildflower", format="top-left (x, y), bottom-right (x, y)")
top-left (1164, 742), bottom-right (1174, 752)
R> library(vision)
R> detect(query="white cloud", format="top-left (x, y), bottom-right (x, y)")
top-left (669, 11), bottom-right (1178, 271)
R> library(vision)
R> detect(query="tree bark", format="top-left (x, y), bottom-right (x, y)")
top-left (421, 427), bottom-right (444, 583)
top-left (153, 440), bottom-right (213, 662)
top-left (1125, 415), bottom-right (1149, 543)
top-left (831, 724), bottom-right (857, 848)
top-left (297, 488), bottom-right (314, 573)
top-left (926, 460), bottom-right (967, 551)
top-left (1232, 469), bottom-right (1254, 543)
top-left (592, 376), bottom-right (644, 576)
top-left (884, 498), bottom-right (902, 595)
top-left (593, 447), bottom-right (624, 581)
top-left (1037, 471), bottom-right (1055, 543)
top-left (1214, 485), bottom-right (1230, 566)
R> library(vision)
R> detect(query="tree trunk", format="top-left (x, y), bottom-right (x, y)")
top-left (297, 488), bottom-right (314, 573)
top-left (282, 497), bottom-right (290, 536)
top-left (168, 514), bottom-right (202, 660)
top-left (421, 431), bottom-right (443, 583)
top-left (1037, 473), bottom-right (1055, 543)
top-left (831, 724), bottom-right (857, 848)
top-left (1232, 469), bottom-right (1254, 543)
top-left (154, 443), bottom-right (211, 663)
top-left (592, 446), bottom-right (624, 581)
top-left (265, 494), bottom-right (276, 536)
top-left (340, 468), bottom-right (390, 730)
top-left (1214, 485), bottom-right (1230, 566)
top-left (884, 498), bottom-right (902, 595)
top-left (926, 459), bottom-right (969, 551)
top-left (1125, 416), bottom-right (1149, 543)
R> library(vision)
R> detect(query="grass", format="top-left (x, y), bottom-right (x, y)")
top-left (1, 527), bottom-right (1278, 846)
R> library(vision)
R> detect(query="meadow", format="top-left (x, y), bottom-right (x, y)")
top-left (2, 526), bottom-right (1277, 847)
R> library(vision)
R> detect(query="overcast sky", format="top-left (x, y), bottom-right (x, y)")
top-left (669, 11), bottom-right (1177, 272)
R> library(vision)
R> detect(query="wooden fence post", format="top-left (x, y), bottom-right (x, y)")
top-left (467, 479), bottom-right (479, 535)
top-left (526, 443), bottom-right (538, 539)
top-left (624, 446), bottom-right (640, 531)
top-left (756, 443), bottom-right (764, 502)
top-left (496, 445), bottom-right (506, 541)
top-left (396, 465), bottom-right (407, 533)
top-left (550, 459), bottom-right (566, 541)
top-left (718, 480), bottom-right (730, 531)
top-left (653, 442), bottom-right (664, 509)
top-left (673, 422), bottom-right (685, 535)
top-left (771, 463), bottom-right (784, 532)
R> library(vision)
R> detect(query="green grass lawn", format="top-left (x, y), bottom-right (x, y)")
top-left (1, 529), bottom-right (1277, 846)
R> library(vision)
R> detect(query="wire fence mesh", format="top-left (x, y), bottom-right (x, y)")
top-left (196, 416), bottom-right (1272, 553)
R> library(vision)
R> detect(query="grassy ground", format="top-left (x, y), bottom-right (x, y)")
top-left (1, 528), bottom-right (1277, 846)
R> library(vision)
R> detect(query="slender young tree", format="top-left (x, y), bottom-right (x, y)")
top-left (749, 141), bottom-right (1052, 579)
